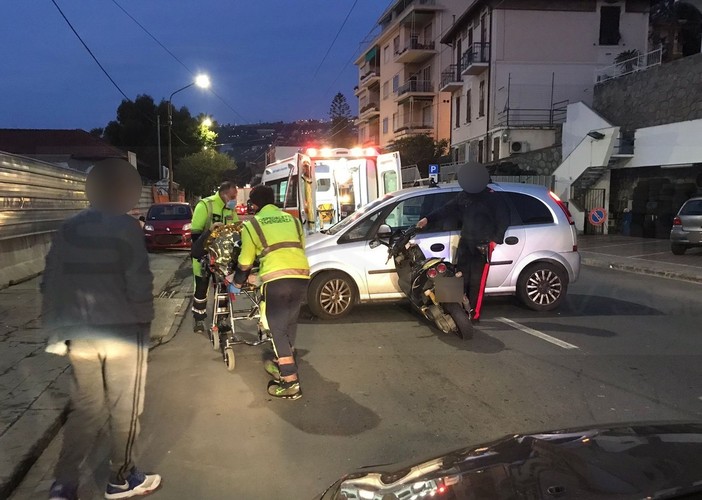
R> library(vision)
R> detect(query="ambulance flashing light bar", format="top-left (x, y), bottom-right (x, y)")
top-left (304, 147), bottom-right (378, 158)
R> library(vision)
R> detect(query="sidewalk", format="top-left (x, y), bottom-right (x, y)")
top-left (578, 234), bottom-right (702, 284)
top-left (0, 252), bottom-right (191, 499)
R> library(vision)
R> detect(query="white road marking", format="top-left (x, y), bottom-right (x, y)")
top-left (629, 251), bottom-right (673, 258)
top-left (495, 317), bottom-right (580, 350)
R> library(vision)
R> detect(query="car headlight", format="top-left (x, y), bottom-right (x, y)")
top-left (182, 223), bottom-right (192, 231)
top-left (144, 224), bottom-right (155, 231)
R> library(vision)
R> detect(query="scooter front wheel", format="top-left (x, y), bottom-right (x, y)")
top-left (443, 303), bottom-right (473, 340)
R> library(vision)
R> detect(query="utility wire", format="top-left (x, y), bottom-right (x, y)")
top-left (50, 0), bottom-right (131, 101)
top-left (109, 0), bottom-right (249, 124)
top-left (312, 0), bottom-right (360, 79)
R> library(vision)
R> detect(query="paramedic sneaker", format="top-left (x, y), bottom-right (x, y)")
top-left (263, 359), bottom-right (281, 380)
top-left (267, 379), bottom-right (302, 400)
top-left (49, 482), bottom-right (78, 500)
top-left (105, 468), bottom-right (161, 499)
top-left (193, 320), bottom-right (206, 335)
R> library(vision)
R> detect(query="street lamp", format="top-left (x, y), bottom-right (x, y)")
top-left (202, 117), bottom-right (213, 128)
top-left (167, 74), bottom-right (211, 200)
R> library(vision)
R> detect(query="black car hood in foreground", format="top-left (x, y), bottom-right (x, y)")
top-left (319, 422), bottom-right (702, 500)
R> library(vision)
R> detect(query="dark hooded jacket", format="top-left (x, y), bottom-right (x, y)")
top-left (426, 188), bottom-right (511, 249)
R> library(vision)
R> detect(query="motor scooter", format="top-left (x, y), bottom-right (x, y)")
top-left (376, 225), bottom-right (473, 339)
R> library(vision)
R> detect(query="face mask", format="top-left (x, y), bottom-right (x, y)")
top-left (226, 200), bottom-right (237, 210)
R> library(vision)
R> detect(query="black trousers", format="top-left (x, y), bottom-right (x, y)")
top-left (262, 278), bottom-right (308, 374)
top-left (456, 242), bottom-right (495, 320)
top-left (192, 273), bottom-right (210, 321)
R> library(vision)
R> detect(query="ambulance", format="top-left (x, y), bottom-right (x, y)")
top-left (261, 147), bottom-right (402, 232)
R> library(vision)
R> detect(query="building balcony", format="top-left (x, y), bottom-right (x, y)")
top-left (394, 39), bottom-right (436, 64)
top-left (354, 85), bottom-right (362, 97)
top-left (359, 67), bottom-right (380, 88)
top-left (395, 80), bottom-right (434, 103)
top-left (461, 42), bottom-right (490, 76)
top-left (358, 103), bottom-right (380, 121)
top-left (439, 64), bottom-right (463, 92)
top-left (393, 122), bottom-right (434, 138)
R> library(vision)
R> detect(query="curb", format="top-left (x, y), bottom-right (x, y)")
top-left (582, 258), bottom-right (702, 284)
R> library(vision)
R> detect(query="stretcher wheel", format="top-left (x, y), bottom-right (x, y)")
top-left (210, 327), bottom-right (220, 351)
top-left (224, 347), bottom-right (236, 371)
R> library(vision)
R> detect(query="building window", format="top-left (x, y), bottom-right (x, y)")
top-left (384, 45), bottom-right (390, 63)
top-left (492, 137), bottom-right (500, 161)
top-left (478, 81), bottom-right (485, 117)
top-left (392, 112), bottom-right (398, 131)
top-left (599, 6), bottom-right (621, 45)
top-left (383, 118), bottom-right (389, 134)
top-left (392, 75), bottom-right (399, 93)
top-left (478, 139), bottom-right (484, 163)
top-left (455, 96), bottom-right (461, 128)
top-left (382, 81), bottom-right (389, 100)
top-left (466, 89), bottom-right (472, 123)
top-left (393, 36), bottom-right (400, 54)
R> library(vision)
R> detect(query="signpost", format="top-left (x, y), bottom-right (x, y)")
top-left (429, 164), bottom-right (439, 184)
top-left (588, 207), bottom-right (607, 226)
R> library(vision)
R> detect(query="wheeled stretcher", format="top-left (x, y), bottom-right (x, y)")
top-left (202, 224), bottom-right (271, 371)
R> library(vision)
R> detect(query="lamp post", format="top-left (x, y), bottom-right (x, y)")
top-left (167, 74), bottom-right (210, 201)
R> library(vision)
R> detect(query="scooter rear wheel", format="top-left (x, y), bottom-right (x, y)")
top-left (444, 303), bottom-right (473, 340)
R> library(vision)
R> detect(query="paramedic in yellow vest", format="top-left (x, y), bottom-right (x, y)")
top-left (190, 181), bottom-right (239, 334)
top-left (231, 185), bottom-right (310, 400)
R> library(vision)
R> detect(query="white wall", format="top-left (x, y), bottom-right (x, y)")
top-left (562, 102), bottom-right (612, 158)
top-left (552, 126), bottom-right (619, 231)
top-left (627, 119), bottom-right (702, 168)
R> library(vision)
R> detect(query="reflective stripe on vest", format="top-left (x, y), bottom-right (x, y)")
top-left (248, 217), bottom-right (303, 257)
top-left (259, 268), bottom-right (310, 282)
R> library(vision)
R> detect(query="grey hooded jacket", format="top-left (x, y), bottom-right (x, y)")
top-left (41, 207), bottom-right (154, 345)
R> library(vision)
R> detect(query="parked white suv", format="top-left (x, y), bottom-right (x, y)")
top-left (305, 182), bottom-right (580, 319)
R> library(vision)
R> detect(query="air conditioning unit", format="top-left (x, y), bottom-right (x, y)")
top-left (510, 141), bottom-right (530, 154)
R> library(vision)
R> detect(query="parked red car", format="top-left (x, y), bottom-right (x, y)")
top-left (141, 202), bottom-right (193, 251)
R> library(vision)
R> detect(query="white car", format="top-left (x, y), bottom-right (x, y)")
top-left (305, 182), bottom-right (581, 319)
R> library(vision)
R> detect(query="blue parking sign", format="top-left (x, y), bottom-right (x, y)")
top-left (429, 164), bottom-right (439, 174)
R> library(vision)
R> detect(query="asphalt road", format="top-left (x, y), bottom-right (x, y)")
top-left (12, 266), bottom-right (702, 499)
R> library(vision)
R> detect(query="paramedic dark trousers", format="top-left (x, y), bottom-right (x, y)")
top-left (192, 266), bottom-right (210, 321)
top-left (262, 278), bottom-right (307, 377)
top-left (457, 241), bottom-right (496, 321)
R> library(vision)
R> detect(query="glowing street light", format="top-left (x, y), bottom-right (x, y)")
top-left (202, 117), bottom-right (213, 128)
top-left (167, 74), bottom-right (211, 200)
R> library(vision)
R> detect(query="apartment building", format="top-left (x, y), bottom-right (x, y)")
top-left (354, 0), bottom-right (465, 149)
top-left (439, 0), bottom-right (649, 164)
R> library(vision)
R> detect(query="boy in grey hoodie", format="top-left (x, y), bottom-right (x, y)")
top-left (42, 158), bottom-right (161, 500)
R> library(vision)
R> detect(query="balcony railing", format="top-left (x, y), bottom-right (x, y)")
top-left (461, 42), bottom-right (490, 75)
top-left (396, 80), bottom-right (434, 97)
top-left (440, 64), bottom-right (463, 91)
top-left (394, 122), bottom-right (433, 133)
top-left (360, 67), bottom-right (380, 86)
top-left (394, 38), bottom-right (436, 63)
top-left (594, 46), bottom-right (662, 83)
top-left (495, 100), bottom-right (568, 127)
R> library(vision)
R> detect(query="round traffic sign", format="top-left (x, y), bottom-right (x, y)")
top-left (588, 208), bottom-right (607, 226)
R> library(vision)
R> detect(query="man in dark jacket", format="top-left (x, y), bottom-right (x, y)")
top-left (42, 159), bottom-right (161, 500)
top-left (417, 163), bottom-right (510, 322)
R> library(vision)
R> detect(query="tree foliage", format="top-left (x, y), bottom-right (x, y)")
top-left (328, 92), bottom-right (355, 148)
top-left (386, 135), bottom-right (450, 177)
top-left (103, 94), bottom-right (207, 180)
top-left (175, 150), bottom-right (237, 198)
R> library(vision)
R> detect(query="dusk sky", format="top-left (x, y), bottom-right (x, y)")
top-left (2, 1), bottom-right (390, 130)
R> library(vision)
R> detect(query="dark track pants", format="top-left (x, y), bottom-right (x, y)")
top-left (261, 278), bottom-right (308, 375)
top-left (55, 325), bottom-right (148, 487)
top-left (457, 242), bottom-right (496, 320)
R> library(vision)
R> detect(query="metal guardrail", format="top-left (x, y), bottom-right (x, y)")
top-left (595, 47), bottom-right (662, 83)
top-left (495, 99), bottom-right (568, 127)
top-left (0, 152), bottom-right (88, 241)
